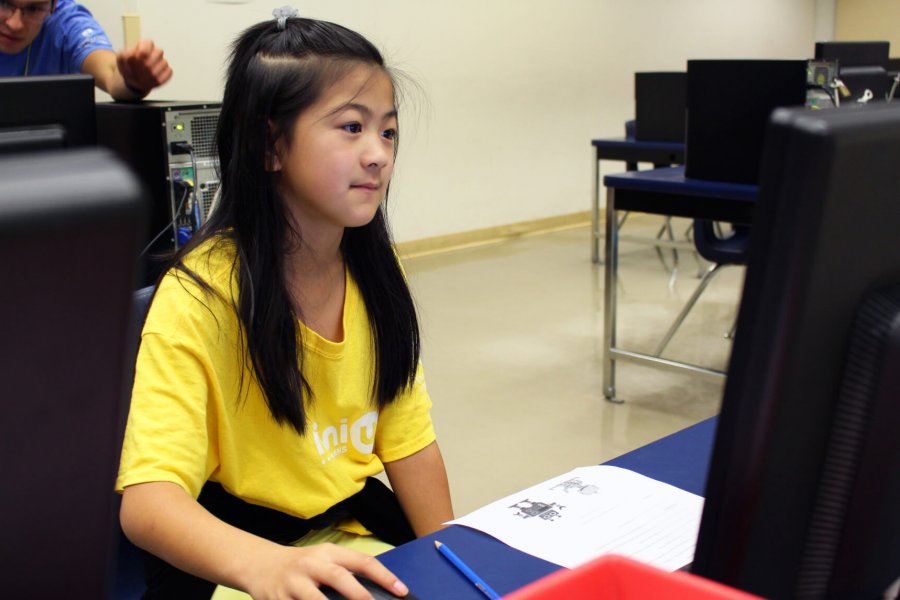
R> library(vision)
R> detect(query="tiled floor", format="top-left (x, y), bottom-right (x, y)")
top-left (402, 216), bottom-right (746, 516)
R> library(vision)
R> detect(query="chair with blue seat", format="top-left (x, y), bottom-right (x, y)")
top-left (653, 220), bottom-right (751, 357)
top-left (112, 285), bottom-right (156, 600)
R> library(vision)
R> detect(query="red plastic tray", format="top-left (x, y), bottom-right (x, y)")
top-left (504, 554), bottom-right (762, 599)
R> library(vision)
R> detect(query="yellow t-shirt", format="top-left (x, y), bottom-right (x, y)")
top-left (116, 237), bottom-right (435, 528)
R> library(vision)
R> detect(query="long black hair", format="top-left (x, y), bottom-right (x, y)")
top-left (171, 17), bottom-right (420, 436)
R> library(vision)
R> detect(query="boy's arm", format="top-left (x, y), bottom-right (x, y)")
top-left (81, 40), bottom-right (172, 101)
top-left (384, 441), bottom-right (454, 536)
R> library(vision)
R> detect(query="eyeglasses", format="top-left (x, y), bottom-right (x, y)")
top-left (0, 0), bottom-right (53, 24)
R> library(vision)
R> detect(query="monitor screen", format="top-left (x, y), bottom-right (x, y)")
top-left (0, 74), bottom-right (96, 155)
top-left (0, 148), bottom-right (146, 597)
top-left (691, 103), bottom-right (900, 598)
top-left (634, 71), bottom-right (686, 143)
top-left (685, 59), bottom-right (808, 184)
top-left (815, 41), bottom-right (890, 70)
top-left (814, 41), bottom-right (893, 102)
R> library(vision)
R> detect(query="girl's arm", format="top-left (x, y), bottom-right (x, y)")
top-left (383, 441), bottom-right (454, 536)
top-left (120, 481), bottom-right (409, 600)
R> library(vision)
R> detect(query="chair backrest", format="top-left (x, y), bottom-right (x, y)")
top-left (130, 286), bottom-right (156, 353)
top-left (112, 285), bottom-right (157, 600)
top-left (116, 285), bottom-right (157, 469)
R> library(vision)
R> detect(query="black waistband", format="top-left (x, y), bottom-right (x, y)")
top-left (140, 477), bottom-right (415, 599)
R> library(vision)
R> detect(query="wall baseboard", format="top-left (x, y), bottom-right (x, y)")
top-left (396, 211), bottom-right (591, 259)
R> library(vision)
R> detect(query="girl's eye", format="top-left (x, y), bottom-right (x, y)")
top-left (382, 128), bottom-right (397, 141)
top-left (343, 123), bottom-right (362, 134)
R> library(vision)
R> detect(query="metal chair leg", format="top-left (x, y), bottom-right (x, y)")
top-left (725, 313), bottom-right (738, 340)
top-left (654, 262), bottom-right (724, 357)
top-left (654, 217), bottom-right (679, 277)
top-left (686, 222), bottom-right (706, 277)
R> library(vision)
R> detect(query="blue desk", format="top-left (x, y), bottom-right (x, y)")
top-left (591, 138), bottom-right (685, 263)
top-left (601, 167), bottom-right (757, 402)
top-left (380, 417), bottom-right (717, 599)
top-left (604, 416), bottom-right (716, 497)
top-left (605, 166), bottom-right (756, 221)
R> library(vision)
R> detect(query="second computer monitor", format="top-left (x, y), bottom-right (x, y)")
top-left (692, 102), bottom-right (900, 599)
top-left (0, 74), bottom-right (96, 155)
top-left (0, 148), bottom-right (146, 598)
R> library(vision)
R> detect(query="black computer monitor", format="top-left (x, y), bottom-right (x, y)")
top-left (889, 58), bottom-right (900, 74)
top-left (685, 59), bottom-right (808, 184)
top-left (815, 41), bottom-right (893, 102)
top-left (0, 74), bottom-right (96, 154)
top-left (634, 71), bottom-right (686, 143)
top-left (0, 148), bottom-right (146, 597)
top-left (691, 103), bottom-right (900, 598)
top-left (815, 41), bottom-right (890, 69)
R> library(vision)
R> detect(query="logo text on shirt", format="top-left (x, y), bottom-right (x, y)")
top-left (311, 412), bottom-right (378, 464)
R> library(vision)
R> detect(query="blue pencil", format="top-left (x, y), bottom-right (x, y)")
top-left (434, 540), bottom-right (501, 599)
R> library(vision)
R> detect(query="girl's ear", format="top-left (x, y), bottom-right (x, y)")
top-left (266, 120), bottom-right (282, 172)
top-left (267, 151), bottom-right (282, 172)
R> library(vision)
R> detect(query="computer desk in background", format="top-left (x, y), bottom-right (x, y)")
top-left (601, 166), bottom-right (756, 403)
top-left (379, 417), bottom-right (718, 599)
top-left (590, 138), bottom-right (685, 263)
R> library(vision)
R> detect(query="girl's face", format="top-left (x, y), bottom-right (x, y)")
top-left (273, 65), bottom-right (397, 236)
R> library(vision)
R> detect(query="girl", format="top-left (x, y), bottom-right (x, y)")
top-left (116, 10), bottom-right (453, 600)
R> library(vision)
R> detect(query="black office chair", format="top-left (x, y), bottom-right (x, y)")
top-left (654, 221), bottom-right (750, 356)
top-left (112, 285), bottom-right (156, 600)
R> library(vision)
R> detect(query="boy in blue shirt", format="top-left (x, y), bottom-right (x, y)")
top-left (0, 0), bottom-right (171, 101)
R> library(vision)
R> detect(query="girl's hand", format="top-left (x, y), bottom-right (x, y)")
top-left (244, 542), bottom-right (409, 600)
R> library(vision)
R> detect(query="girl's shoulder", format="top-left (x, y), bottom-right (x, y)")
top-left (154, 235), bottom-right (240, 318)
top-left (179, 235), bottom-right (239, 286)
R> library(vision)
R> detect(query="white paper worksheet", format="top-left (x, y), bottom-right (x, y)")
top-left (448, 465), bottom-right (704, 571)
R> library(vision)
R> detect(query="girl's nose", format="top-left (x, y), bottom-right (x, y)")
top-left (362, 135), bottom-right (391, 169)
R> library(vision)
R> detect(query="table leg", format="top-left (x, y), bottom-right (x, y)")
top-left (603, 187), bottom-right (621, 403)
top-left (591, 149), bottom-right (601, 264)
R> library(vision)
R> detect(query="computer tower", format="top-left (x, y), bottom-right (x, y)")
top-left (96, 101), bottom-right (221, 281)
top-left (634, 72), bottom-right (686, 143)
top-left (685, 60), bottom-right (807, 185)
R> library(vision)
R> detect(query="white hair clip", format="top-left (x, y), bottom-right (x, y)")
top-left (273, 6), bottom-right (299, 30)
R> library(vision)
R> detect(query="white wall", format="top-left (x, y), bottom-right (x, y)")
top-left (815, 0), bottom-right (836, 41)
top-left (88, 0), bottom-right (821, 243)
